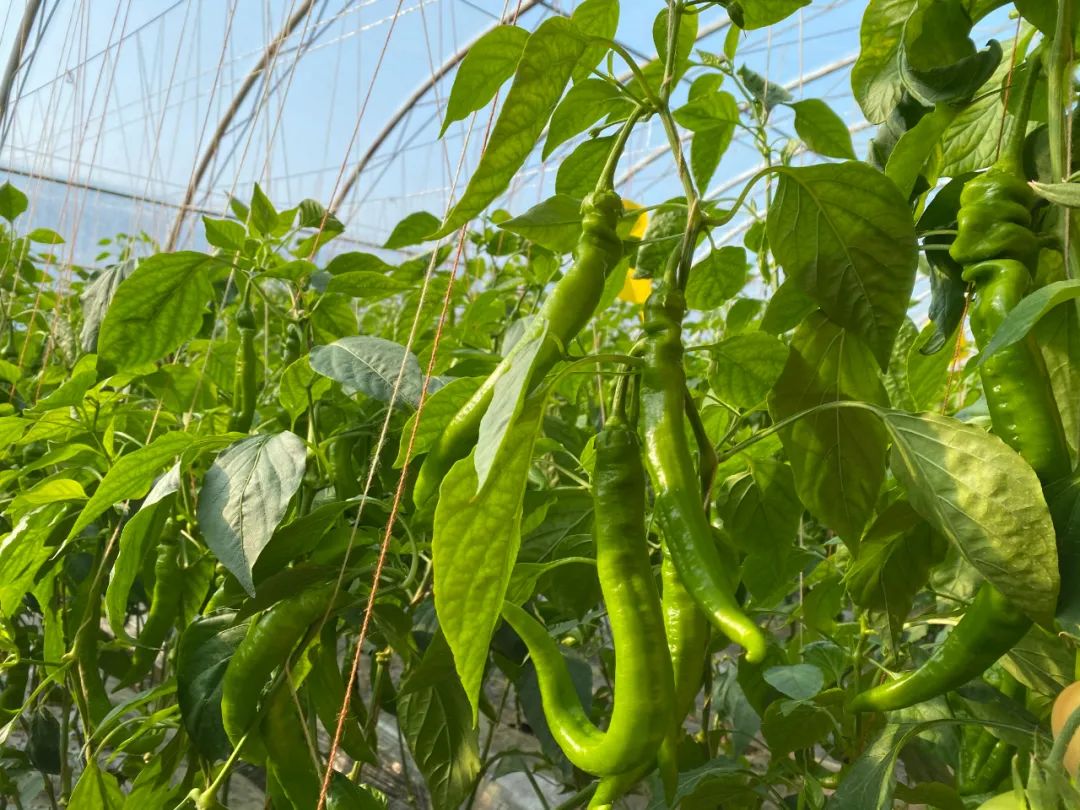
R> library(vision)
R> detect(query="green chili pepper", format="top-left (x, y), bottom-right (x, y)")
top-left (228, 286), bottom-right (258, 434)
top-left (850, 57), bottom-right (1070, 716)
top-left (332, 432), bottom-right (361, 502)
top-left (119, 532), bottom-right (184, 687)
top-left (849, 581), bottom-right (1031, 713)
top-left (308, 623), bottom-right (376, 764)
top-left (220, 584), bottom-right (335, 757)
top-left (959, 668), bottom-right (1023, 795)
top-left (501, 405), bottom-right (674, 776)
top-left (640, 282), bottom-right (766, 663)
top-left (413, 189), bottom-right (624, 506)
top-left (283, 322), bottom-right (304, 366)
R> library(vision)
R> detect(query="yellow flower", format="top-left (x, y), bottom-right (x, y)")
top-left (617, 201), bottom-right (652, 305)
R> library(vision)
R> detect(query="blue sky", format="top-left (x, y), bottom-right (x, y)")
top-left (0, 0), bottom-right (1005, 263)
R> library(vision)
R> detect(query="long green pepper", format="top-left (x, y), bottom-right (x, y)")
top-left (413, 189), bottom-right (624, 506)
top-left (851, 57), bottom-right (1071, 714)
top-left (221, 584), bottom-right (336, 757)
top-left (640, 282), bottom-right (766, 663)
top-left (502, 408), bottom-right (675, 777)
top-left (120, 532), bottom-right (184, 687)
top-left (229, 286), bottom-right (257, 434)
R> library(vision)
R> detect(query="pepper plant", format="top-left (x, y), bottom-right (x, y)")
top-left (2, 1), bottom-right (1080, 809)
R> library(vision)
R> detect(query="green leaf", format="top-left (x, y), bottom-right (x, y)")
top-left (0, 507), bottom-right (66, 618)
top-left (498, 195), bottom-right (582, 254)
top-left (543, 79), bottom-right (626, 159)
top-left (764, 663), bottom-right (824, 700)
top-left (767, 313), bottom-right (889, 544)
top-left (761, 279), bottom-right (816, 335)
top-left (69, 760), bottom-right (124, 809)
top-left (737, 65), bottom-right (792, 111)
top-left (202, 217), bottom-right (246, 251)
top-left (70, 431), bottom-right (195, 539)
top-left (939, 44), bottom-right (1020, 175)
top-left (883, 410), bottom-right (1059, 622)
top-left (278, 357), bottom-right (332, 421)
top-left (249, 183), bottom-right (277, 236)
top-left (433, 396), bottom-right (545, 722)
top-left (104, 467), bottom-right (180, 641)
top-left (789, 99), bottom-right (856, 160)
top-left (686, 246), bottom-right (747, 311)
top-left (398, 634), bottom-right (482, 809)
top-left (673, 90), bottom-right (740, 132)
top-left (555, 136), bottom-right (615, 199)
top-left (851, 0), bottom-right (917, 123)
top-left (766, 162), bottom-right (918, 369)
top-left (80, 259), bottom-right (137, 353)
top-left (730, 0), bottom-right (811, 29)
top-left (326, 271), bottom-right (412, 301)
top-left (690, 124), bottom-right (735, 191)
top-left (475, 323), bottom-right (547, 491)
top-left (979, 280), bottom-right (1080, 364)
top-left (884, 105), bottom-right (958, 198)
top-left (384, 211), bottom-right (441, 250)
top-left (325, 251), bottom-right (394, 276)
top-left (709, 332), bottom-right (789, 410)
top-left (570, 0), bottom-right (618, 83)
top-left (176, 612), bottom-right (251, 761)
top-left (197, 432), bottom-right (308, 595)
top-left (901, 39), bottom-right (1002, 106)
top-left (395, 376), bottom-right (484, 468)
top-left (653, 8), bottom-right (698, 85)
top-left (310, 336), bottom-right (424, 410)
top-left (26, 227), bottom-right (64, 245)
top-left (9, 479), bottom-right (86, 516)
top-left (761, 701), bottom-right (833, 757)
top-left (829, 723), bottom-right (910, 809)
top-left (1031, 180), bottom-right (1080, 207)
top-left (440, 25), bottom-right (529, 137)
top-left (0, 182), bottom-right (28, 222)
top-left (846, 499), bottom-right (947, 639)
top-left (432, 18), bottom-right (587, 238)
top-left (97, 251), bottom-right (216, 373)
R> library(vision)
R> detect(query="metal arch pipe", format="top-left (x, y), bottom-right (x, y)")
top-left (330, 0), bottom-right (546, 214)
top-left (166, 0), bottom-right (322, 250)
top-left (0, 0), bottom-right (45, 140)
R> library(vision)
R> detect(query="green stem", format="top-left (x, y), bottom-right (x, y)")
top-left (597, 108), bottom-right (646, 191)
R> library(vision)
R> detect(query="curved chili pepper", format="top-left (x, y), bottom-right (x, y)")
top-left (220, 583), bottom-right (335, 757)
top-left (119, 532), bottom-right (183, 687)
top-left (501, 409), bottom-right (674, 776)
top-left (640, 282), bottom-right (766, 663)
top-left (413, 189), bottom-right (624, 506)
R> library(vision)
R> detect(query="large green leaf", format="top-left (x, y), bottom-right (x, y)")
top-left (498, 195), bottom-right (582, 254)
top-left (850, 0), bottom-right (917, 123)
top-left (433, 396), bottom-right (545, 721)
top-left (432, 18), bottom-right (587, 238)
top-left (69, 760), bottom-right (124, 809)
top-left (0, 182), bottom-right (28, 222)
top-left (0, 506), bottom-right (66, 617)
top-left (440, 25), bottom-right (529, 137)
top-left (475, 323), bottom-right (547, 490)
top-left (398, 634), bottom-right (481, 810)
top-left (104, 466), bottom-right (180, 641)
top-left (310, 336), bottom-right (424, 409)
top-left (97, 251), bottom-right (217, 373)
top-left (768, 313), bottom-right (890, 544)
top-left (883, 410), bottom-right (1059, 622)
top-left (543, 79), bottom-right (626, 159)
top-left (197, 432), bottom-right (307, 595)
top-left (766, 162), bottom-right (917, 369)
top-left (176, 611), bottom-right (251, 761)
